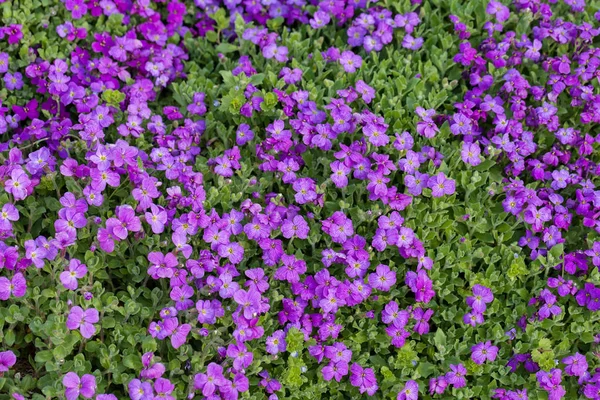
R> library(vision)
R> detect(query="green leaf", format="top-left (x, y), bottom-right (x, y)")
top-left (433, 329), bottom-right (447, 354)
top-left (123, 354), bottom-right (143, 370)
top-left (215, 43), bottom-right (238, 54)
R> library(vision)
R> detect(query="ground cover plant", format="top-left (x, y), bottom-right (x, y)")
top-left (0, 0), bottom-right (600, 398)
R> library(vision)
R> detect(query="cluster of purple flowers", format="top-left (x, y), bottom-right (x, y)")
top-left (428, 363), bottom-right (468, 395)
top-left (444, 1), bottom-right (600, 398)
top-left (345, 8), bottom-right (423, 52)
top-left (463, 284), bottom-right (493, 326)
top-left (0, 0), bottom-right (599, 398)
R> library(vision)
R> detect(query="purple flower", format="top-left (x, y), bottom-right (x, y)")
top-left (0, 350), bottom-right (16, 372)
top-left (349, 363), bottom-right (378, 395)
top-left (322, 361), bottom-right (349, 382)
top-left (266, 330), bottom-right (287, 354)
top-left (110, 205), bottom-right (142, 240)
top-left (467, 284), bottom-right (494, 313)
top-left (404, 172), bottom-right (429, 196)
top-left (562, 353), bottom-right (587, 377)
top-left (263, 44), bottom-right (288, 62)
top-left (59, 259), bottom-right (88, 290)
top-left (218, 242), bottom-right (244, 264)
top-left (461, 142), bottom-right (482, 166)
top-left (145, 204), bottom-right (168, 234)
top-left (281, 215), bottom-right (309, 239)
top-left (356, 80), bottom-right (375, 103)
top-left (463, 311), bottom-right (484, 326)
top-left (0, 52), bottom-right (8, 74)
top-left (445, 363), bottom-right (467, 388)
top-left (153, 378), bottom-right (175, 400)
top-left (428, 172), bottom-right (455, 197)
top-left (406, 270), bottom-right (435, 303)
top-left (5, 168), bottom-right (31, 200)
top-left (429, 377), bottom-right (448, 395)
top-left (310, 11), bottom-right (331, 29)
top-left (187, 92), bottom-right (207, 116)
top-left (339, 50), bottom-right (362, 73)
top-left (236, 124), bottom-right (255, 146)
top-left (233, 289), bottom-right (261, 319)
top-left (3, 72), bottom-right (23, 90)
top-left (413, 307), bottom-right (434, 334)
top-left (0, 272), bottom-right (26, 300)
top-left (536, 369), bottom-right (565, 400)
top-left (398, 380), bottom-right (418, 400)
top-left (63, 372), bottom-right (96, 400)
top-left (227, 342), bottom-right (254, 371)
top-left (471, 341), bottom-right (499, 364)
top-left (0, 203), bottom-right (18, 230)
top-left (330, 161), bottom-right (351, 188)
top-left (368, 264), bottom-right (396, 291)
top-left (293, 178), bottom-right (317, 204)
top-left (194, 363), bottom-right (227, 397)
top-left (486, 1), bottom-right (510, 22)
top-left (129, 379), bottom-right (154, 400)
top-left (170, 323), bottom-right (191, 349)
top-left (402, 35), bottom-right (424, 50)
top-left (66, 306), bottom-right (99, 338)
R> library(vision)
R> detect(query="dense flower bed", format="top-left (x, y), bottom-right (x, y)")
top-left (1, 0), bottom-right (600, 398)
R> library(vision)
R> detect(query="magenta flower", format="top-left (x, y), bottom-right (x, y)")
top-left (368, 264), bottom-right (396, 291)
top-left (227, 342), bottom-right (254, 371)
top-left (5, 168), bottom-right (31, 200)
top-left (59, 259), bottom-right (88, 290)
top-left (140, 352), bottom-right (166, 380)
top-left (170, 323), bottom-right (191, 349)
top-left (349, 363), bottom-right (378, 395)
top-left (322, 361), bottom-right (349, 382)
top-left (110, 205), bottom-right (142, 240)
top-left (265, 330), bottom-right (286, 354)
top-left (562, 353), bottom-right (587, 377)
top-left (128, 379), bottom-right (154, 400)
top-left (429, 377), bottom-right (448, 395)
top-left (281, 215), bottom-right (310, 239)
top-left (0, 203), bottom-right (19, 230)
top-left (471, 341), bottom-right (499, 364)
top-left (398, 380), bottom-right (418, 400)
top-left (144, 204), bottom-right (168, 234)
top-left (0, 272), bottom-right (26, 300)
top-left (461, 142), bottom-right (482, 166)
top-left (467, 284), bottom-right (494, 313)
top-left (536, 369), bottom-right (565, 400)
top-left (0, 350), bottom-right (16, 372)
top-left (428, 172), bottom-right (456, 197)
top-left (194, 363), bottom-right (227, 397)
top-left (445, 363), bottom-right (467, 388)
top-left (339, 50), bottom-right (362, 73)
top-left (413, 307), bottom-right (434, 334)
top-left (66, 306), bottom-right (99, 338)
top-left (187, 92), bottom-right (207, 115)
top-left (63, 372), bottom-right (96, 400)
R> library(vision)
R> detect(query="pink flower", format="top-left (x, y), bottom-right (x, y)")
top-left (63, 372), bottom-right (96, 400)
top-left (0, 350), bottom-right (16, 372)
top-left (0, 272), bottom-right (26, 300)
top-left (66, 306), bottom-right (99, 339)
top-left (59, 259), bottom-right (88, 290)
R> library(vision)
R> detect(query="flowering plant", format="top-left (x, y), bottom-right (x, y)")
top-left (0, 0), bottom-right (600, 399)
